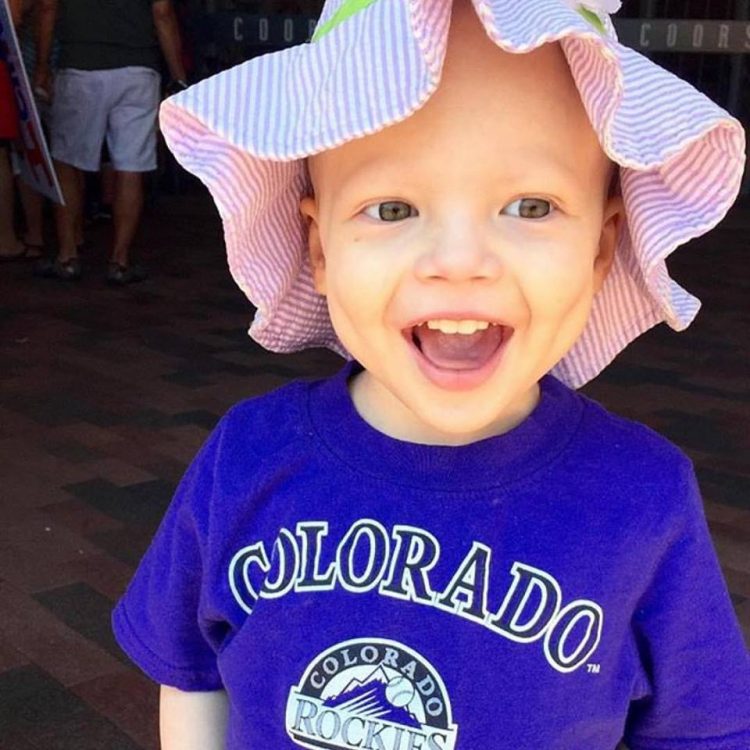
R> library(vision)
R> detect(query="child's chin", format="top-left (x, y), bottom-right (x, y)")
top-left (406, 378), bottom-right (541, 444)
top-left (405, 406), bottom-right (509, 446)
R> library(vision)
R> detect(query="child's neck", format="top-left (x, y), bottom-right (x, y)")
top-left (348, 369), bottom-right (541, 446)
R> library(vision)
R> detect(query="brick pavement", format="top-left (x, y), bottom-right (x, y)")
top-left (0, 191), bottom-right (747, 748)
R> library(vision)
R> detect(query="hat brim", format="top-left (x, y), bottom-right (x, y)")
top-left (160, 0), bottom-right (745, 387)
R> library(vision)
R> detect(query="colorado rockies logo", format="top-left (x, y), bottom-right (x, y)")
top-left (286, 638), bottom-right (458, 750)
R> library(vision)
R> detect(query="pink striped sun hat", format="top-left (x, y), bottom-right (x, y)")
top-left (159, 0), bottom-right (746, 388)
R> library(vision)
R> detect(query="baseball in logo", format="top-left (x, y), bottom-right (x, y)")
top-left (286, 638), bottom-right (458, 750)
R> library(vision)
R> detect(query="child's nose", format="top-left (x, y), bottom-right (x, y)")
top-left (413, 226), bottom-right (504, 283)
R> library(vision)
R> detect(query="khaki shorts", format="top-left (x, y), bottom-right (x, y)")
top-left (51, 67), bottom-right (160, 172)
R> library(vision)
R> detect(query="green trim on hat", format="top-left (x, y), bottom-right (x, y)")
top-left (577, 6), bottom-right (606, 35)
top-left (312, 0), bottom-right (380, 41)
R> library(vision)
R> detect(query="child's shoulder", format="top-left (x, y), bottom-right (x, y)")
top-left (568, 384), bottom-right (699, 516)
top-left (212, 375), bottom-right (317, 457)
top-left (577, 388), bottom-right (689, 465)
top-left (177, 374), bottom-right (328, 499)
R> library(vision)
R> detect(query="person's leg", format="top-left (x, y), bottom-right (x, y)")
top-left (74, 168), bottom-right (85, 247)
top-left (18, 179), bottom-right (44, 253)
top-left (107, 67), bottom-right (158, 276)
top-left (110, 170), bottom-right (143, 266)
top-left (0, 146), bottom-right (24, 257)
top-left (48, 70), bottom-right (107, 261)
top-left (98, 160), bottom-right (115, 219)
top-left (53, 159), bottom-right (83, 263)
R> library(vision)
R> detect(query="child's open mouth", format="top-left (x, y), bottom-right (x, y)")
top-left (405, 319), bottom-right (512, 390)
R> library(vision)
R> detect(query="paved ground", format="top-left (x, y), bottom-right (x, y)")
top-left (0, 190), bottom-right (748, 748)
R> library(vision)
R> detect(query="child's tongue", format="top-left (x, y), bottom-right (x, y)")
top-left (414, 325), bottom-right (504, 370)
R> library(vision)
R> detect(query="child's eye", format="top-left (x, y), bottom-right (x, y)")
top-left (503, 198), bottom-right (554, 219)
top-left (363, 201), bottom-right (418, 222)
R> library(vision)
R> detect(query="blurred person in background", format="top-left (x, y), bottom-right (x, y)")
top-left (0, 0), bottom-right (28, 260)
top-left (34, 0), bottom-right (187, 283)
top-left (0, 0), bottom-right (62, 261)
top-left (16, 0), bottom-right (50, 259)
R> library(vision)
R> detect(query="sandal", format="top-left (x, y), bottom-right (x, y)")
top-left (0, 242), bottom-right (38, 262)
top-left (0, 248), bottom-right (28, 262)
top-left (22, 243), bottom-right (45, 260)
top-left (0, 243), bottom-right (45, 262)
top-left (33, 256), bottom-right (82, 280)
top-left (106, 262), bottom-right (147, 285)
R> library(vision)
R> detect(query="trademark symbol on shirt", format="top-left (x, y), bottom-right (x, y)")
top-left (586, 663), bottom-right (601, 674)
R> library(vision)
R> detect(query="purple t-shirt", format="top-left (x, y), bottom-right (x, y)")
top-left (112, 362), bottom-right (750, 750)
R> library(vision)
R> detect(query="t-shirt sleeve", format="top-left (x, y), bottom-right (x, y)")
top-left (111, 422), bottom-right (226, 691)
top-left (624, 462), bottom-right (750, 750)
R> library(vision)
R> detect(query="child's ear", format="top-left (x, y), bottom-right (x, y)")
top-left (299, 196), bottom-right (326, 295)
top-left (593, 193), bottom-right (624, 294)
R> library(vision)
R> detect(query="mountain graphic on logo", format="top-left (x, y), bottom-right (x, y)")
top-left (340, 665), bottom-right (391, 694)
top-left (323, 667), bottom-right (420, 728)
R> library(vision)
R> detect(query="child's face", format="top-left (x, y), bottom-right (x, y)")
top-left (301, 2), bottom-right (623, 446)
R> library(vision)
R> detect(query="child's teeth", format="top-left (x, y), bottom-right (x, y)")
top-left (425, 319), bottom-right (491, 335)
top-left (457, 320), bottom-right (488, 334)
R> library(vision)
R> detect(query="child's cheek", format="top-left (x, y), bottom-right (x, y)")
top-left (512, 235), bottom-right (599, 313)
top-left (322, 239), bottom-right (397, 329)
top-left (334, 229), bottom-right (412, 287)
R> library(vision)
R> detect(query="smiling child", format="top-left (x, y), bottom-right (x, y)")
top-left (112, 1), bottom-right (750, 748)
